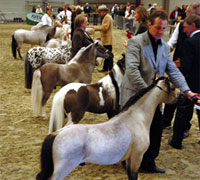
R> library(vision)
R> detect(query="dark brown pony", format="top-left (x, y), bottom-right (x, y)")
top-left (48, 55), bottom-right (125, 133)
top-left (31, 41), bottom-right (110, 118)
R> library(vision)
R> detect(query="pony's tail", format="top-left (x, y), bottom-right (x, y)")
top-left (36, 133), bottom-right (57, 180)
top-left (31, 69), bottom-right (43, 116)
top-left (25, 52), bottom-right (33, 89)
top-left (48, 91), bottom-right (65, 134)
top-left (11, 34), bottom-right (17, 59)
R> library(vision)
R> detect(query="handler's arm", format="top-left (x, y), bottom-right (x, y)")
top-left (126, 38), bottom-right (147, 89)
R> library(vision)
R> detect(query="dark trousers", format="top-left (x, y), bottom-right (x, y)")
top-left (103, 45), bottom-right (113, 71)
top-left (171, 99), bottom-right (194, 145)
top-left (163, 103), bottom-right (192, 131)
top-left (162, 104), bottom-right (176, 127)
top-left (140, 106), bottom-right (163, 168)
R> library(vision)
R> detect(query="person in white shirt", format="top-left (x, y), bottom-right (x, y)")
top-left (35, 5), bottom-right (43, 14)
top-left (38, 8), bottom-right (52, 26)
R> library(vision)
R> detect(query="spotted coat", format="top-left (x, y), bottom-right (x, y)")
top-left (26, 46), bottom-right (71, 69)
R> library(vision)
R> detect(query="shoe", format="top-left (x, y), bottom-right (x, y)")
top-left (139, 165), bottom-right (165, 174)
top-left (168, 137), bottom-right (182, 149)
top-left (183, 130), bottom-right (189, 139)
top-left (198, 140), bottom-right (200, 145)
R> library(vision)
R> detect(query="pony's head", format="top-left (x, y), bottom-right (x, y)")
top-left (93, 40), bottom-right (112, 59)
top-left (154, 77), bottom-right (183, 104)
top-left (122, 77), bottom-right (183, 111)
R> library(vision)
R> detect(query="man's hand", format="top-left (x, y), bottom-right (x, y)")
top-left (185, 91), bottom-right (200, 105)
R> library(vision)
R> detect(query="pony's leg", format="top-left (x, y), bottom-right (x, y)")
top-left (17, 48), bottom-right (23, 59)
top-left (41, 90), bottom-right (53, 118)
top-left (126, 152), bottom-right (143, 180)
top-left (126, 158), bottom-right (138, 180)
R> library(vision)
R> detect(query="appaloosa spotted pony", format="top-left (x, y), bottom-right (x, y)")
top-left (25, 46), bottom-right (72, 89)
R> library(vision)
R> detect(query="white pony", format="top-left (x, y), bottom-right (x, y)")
top-left (36, 77), bottom-right (183, 180)
top-left (12, 21), bottom-right (62, 59)
top-left (44, 38), bottom-right (71, 48)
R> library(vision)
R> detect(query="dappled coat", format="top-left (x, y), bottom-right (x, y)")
top-left (94, 13), bottom-right (113, 45)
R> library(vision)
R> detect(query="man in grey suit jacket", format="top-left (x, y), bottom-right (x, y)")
top-left (120, 10), bottom-right (198, 173)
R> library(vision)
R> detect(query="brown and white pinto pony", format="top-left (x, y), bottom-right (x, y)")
top-left (36, 77), bottom-right (183, 180)
top-left (31, 41), bottom-right (110, 118)
top-left (48, 55), bottom-right (125, 133)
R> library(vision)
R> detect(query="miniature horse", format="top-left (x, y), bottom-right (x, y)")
top-left (24, 45), bottom-right (71, 89)
top-left (11, 21), bottom-right (62, 59)
top-left (36, 77), bottom-right (183, 180)
top-left (48, 55), bottom-right (125, 133)
top-left (31, 41), bottom-right (110, 118)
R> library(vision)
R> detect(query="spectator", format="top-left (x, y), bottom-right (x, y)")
top-left (32, 5), bottom-right (36, 13)
top-left (134, 5), bottom-right (149, 35)
top-left (66, 3), bottom-right (72, 12)
top-left (179, 14), bottom-right (200, 144)
top-left (181, 5), bottom-right (187, 19)
top-left (117, 4), bottom-right (125, 17)
top-left (168, 13), bottom-right (200, 149)
top-left (169, 6), bottom-right (181, 25)
top-left (92, 3), bottom-right (99, 25)
top-left (150, 3), bottom-right (158, 14)
top-left (37, 8), bottom-right (52, 26)
top-left (162, 3), bottom-right (200, 142)
top-left (83, 3), bottom-right (91, 22)
top-left (56, 7), bottom-right (64, 23)
top-left (71, 6), bottom-right (83, 40)
top-left (92, 4), bottom-right (114, 73)
top-left (65, 4), bottom-right (72, 25)
top-left (111, 4), bottom-right (119, 19)
top-left (36, 5), bottom-right (43, 14)
top-left (119, 10), bottom-right (196, 174)
top-left (71, 14), bottom-right (93, 58)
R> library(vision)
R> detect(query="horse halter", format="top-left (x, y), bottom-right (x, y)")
top-left (155, 78), bottom-right (174, 95)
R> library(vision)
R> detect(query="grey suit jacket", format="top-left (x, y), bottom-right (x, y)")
top-left (120, 31), bottom-right (189, 107)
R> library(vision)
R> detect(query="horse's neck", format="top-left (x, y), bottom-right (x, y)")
top-left (124, 87), bottom-right (165, 130)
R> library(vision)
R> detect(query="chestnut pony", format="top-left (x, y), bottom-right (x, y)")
top-left (31, 41), bottom-right (110, 118)
top-left (48, 55), bottom-right (125, 133)
top-left (36, 77), bottom-right (182, 180)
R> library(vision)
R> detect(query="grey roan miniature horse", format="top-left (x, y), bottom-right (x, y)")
top-left (31, 41), bottom-right (110, 118)
top-left (11, 21), bottom-right (62, 59)
top-left (36, 77), bottom-right (182, 180)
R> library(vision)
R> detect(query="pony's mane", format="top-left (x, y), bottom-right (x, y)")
top-left (69, 47), bottom-right (87, 63)
top-left (122, 76), bottom-right (166, 111)
top-left (37, 25), bottom-right (51, 31)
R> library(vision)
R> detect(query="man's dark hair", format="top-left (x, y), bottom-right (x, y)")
top-left (149, 10), bottom-right (168, 24)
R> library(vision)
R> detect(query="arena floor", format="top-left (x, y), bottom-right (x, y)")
top-left (0, 23), bottom-right (200, 180)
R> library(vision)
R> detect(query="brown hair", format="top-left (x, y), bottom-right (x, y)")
top-left (185, 14), bottom-right (200, 28)
top-left (135, 5), bottom-right (149, 24)
top-left (149, 10), bottom-right (168, 24)
top-left (74, 14), bottom-right (87, 30)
